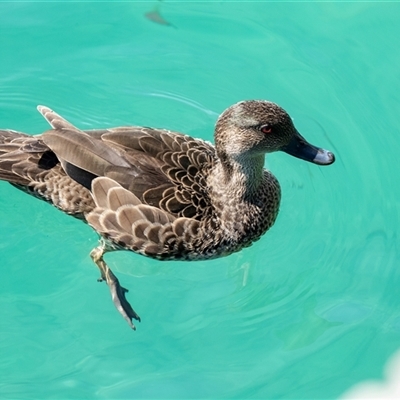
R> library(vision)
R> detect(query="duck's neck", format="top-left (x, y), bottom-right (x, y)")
top-left (213, 151), bottom-right (265, 201)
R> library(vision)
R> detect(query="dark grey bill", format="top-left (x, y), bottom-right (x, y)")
top-left (281, 130), bottom-right (335, 165)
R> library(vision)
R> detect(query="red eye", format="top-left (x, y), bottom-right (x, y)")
top-left (260, 125), bottom-right (272, 134)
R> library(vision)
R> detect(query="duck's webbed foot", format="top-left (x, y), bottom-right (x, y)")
top-left (90, 246), bottom-right (141, 330)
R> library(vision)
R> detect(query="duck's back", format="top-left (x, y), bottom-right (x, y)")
top-left (0, 107), bottom-right (218, 223)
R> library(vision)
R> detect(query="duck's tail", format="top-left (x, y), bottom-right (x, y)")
top-left (0, 130), bottom-right (52, 186)
top-left (0, 129), bottom-right (25, 148)
top-left (0, 130), bottom-right (28, 184)
top-left (0, 128), bottom-right (94, 216)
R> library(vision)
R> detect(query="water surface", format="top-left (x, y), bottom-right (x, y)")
top-left (1, 2), bottom-right (400, 399)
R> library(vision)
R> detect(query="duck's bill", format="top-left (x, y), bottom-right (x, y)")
top-left (281, 131), bottom-right (335, 165)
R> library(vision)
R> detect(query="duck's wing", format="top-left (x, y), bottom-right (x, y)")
top-left (87, 177), bottom-right (200, 259)
top-left (97, 126), bottom-right (216, 219)
top-left (38, 106), bottom-right (216, 219)
top-left (38, 106), bottom-right (132, 189)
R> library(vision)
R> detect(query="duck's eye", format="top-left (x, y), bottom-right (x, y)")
top-left (259, 124), bottom-right (272, 134)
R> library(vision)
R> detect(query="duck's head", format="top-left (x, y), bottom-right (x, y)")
top-left (215, 100), bottom-right (335, 166)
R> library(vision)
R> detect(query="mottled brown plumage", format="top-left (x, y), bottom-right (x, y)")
top-left (0, 100), bottom-right (335, 329)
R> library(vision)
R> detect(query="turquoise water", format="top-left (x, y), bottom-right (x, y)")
top-left (1, 1), bottom-right (400, 399)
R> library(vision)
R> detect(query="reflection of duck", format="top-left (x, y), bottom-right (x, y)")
top-left (0, 100), bottom-right (335, 329)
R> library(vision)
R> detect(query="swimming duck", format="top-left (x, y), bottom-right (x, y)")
top-left (0, 100), bottom-right (335, 329)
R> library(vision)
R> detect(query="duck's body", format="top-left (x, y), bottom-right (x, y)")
top-left (0, 100), bottom-right (335, 329)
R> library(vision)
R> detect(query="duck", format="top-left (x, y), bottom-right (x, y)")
top-left (0, 100), bottom-right (335, 329)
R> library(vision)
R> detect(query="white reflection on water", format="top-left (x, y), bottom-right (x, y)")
top-left (342, 350), bottom-right (400, 399)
